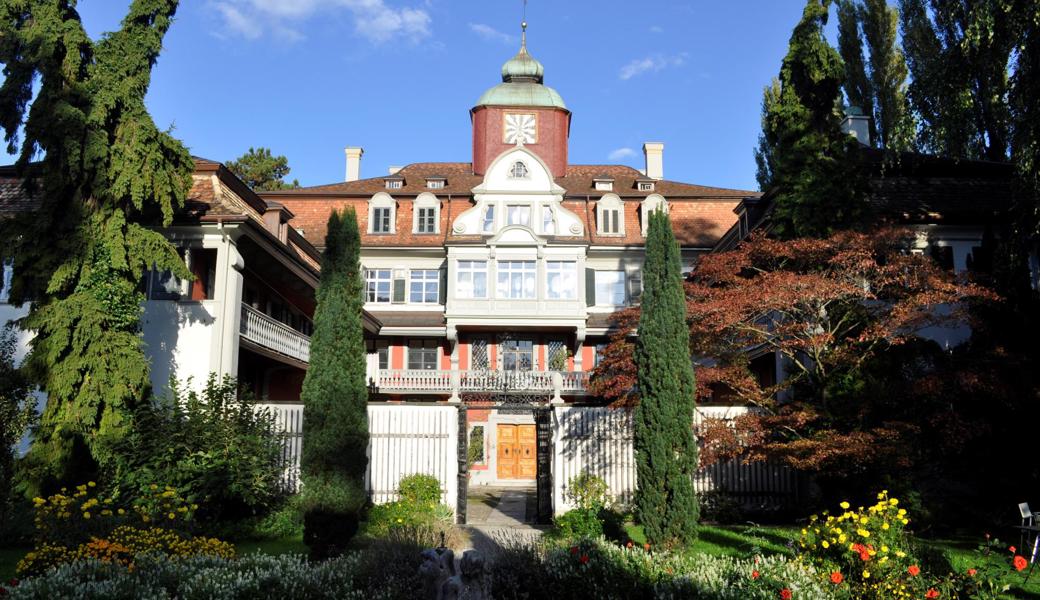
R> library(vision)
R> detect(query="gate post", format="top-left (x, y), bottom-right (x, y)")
top-left (456, 404), bottom-right (468, 524)
top-left (535, 407), bottom-right (553, 524)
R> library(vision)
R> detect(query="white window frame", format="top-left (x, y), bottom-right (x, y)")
top-left (409, 269), bottom-right (440, 304)
top-left (507, 205), bottom-right (531, 227)
top-left (482, 205), bottom-right (496, 233)
top-left (365, 268), bottom-right (392, 303)
top-left (542, 206), bottom-right (556, 235)
top-left (413, 193), bottom-right (439, 234)
top-left (595, 180), bottom-right (614, 192)
top-left (366, 340), bottom-right (389, 370)
top-left (509, 161), bottom-right (529, 179)
top-left (638, 181), bottom-right (655, 192)
top-left (368, 193), bottom-right (396, 234)
top-left (426, 179), bottom-right (446, 189)
top-left (385, 179), bottom-right (403, 190)
top-left (456, 260), bottom-right (488, 299)
top-left (496, 260), bottom-right (537, 300)
top-left (545, 261), bottom-right (577, 300)
top-left (640, 194), bottom-right (668, 236)
top-left (597, 194), bottom-right (625, 236)
top-left (595, 270), bottom-right (627, 306)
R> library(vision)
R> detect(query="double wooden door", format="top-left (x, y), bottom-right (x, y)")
top-left (497, 424), bottom-right (537, 480)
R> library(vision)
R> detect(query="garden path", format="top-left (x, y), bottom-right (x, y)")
top-left (464, 487), bottom-right (544, 555)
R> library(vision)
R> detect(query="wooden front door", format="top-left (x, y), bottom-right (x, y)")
top-left (496, 424), bottom-right (537, 480)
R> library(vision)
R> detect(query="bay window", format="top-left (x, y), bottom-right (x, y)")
top-left (546, 261), bottom-right (577, 300)
top-left (456, 261), bottom-right (488, 299)
top-left (496, 260), bottom-right (536, 299)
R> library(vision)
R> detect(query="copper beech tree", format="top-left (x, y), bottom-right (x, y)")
top-left (590, 229), bottom-right (996, 479)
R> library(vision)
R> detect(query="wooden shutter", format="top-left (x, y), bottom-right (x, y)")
top-left (438, 269), bottom-right (447, 305)
top-left (392, 277), bottom-right (406, 303)
top-left (585, 268), bottom-right (597, 306)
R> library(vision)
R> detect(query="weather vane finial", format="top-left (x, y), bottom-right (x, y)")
top-left (521, 0), bottom-right (528, 49)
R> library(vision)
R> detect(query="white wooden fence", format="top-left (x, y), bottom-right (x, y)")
top-left (257, 403), bottom-right (459, 514)
top-left (552, 405), bottom-right (801, 514)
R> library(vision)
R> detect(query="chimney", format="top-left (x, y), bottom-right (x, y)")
top-left (643, 142), bottom-right (664, 180)
top-left (345, 147), bottom-right (364, 182)
top-left (388, 166), bottom-right (403, 175)
top-left (841, 106), bottom-right (872, 147)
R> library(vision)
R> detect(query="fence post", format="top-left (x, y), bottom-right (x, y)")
top-left (456, 405), bottom-right (468, 525)
top-left (536, 407), bottom-right (553, 524)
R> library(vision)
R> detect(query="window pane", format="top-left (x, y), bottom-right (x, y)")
top-left (408, 339), bottom-right (439, 370)
top-left (409, 269), bottom-right (439, 303)
top-left (456, 261), bottom-right (488, 299)
top-left (542, 207), bottom-right (555, 234)
top-left (149, 269), bottom-right (182, 301)
top-left (507, 206), bottom-right (530, 226)
top-left (496, 261), bottom-right (536, 299)
top-left (594, 271), bottom-right (626, 305)
top-left (365, 269), bottom-right (392, 303)
top-left (546, 261), bottom-right (577, 300)
top-left (482, 206), bottom-right (495, 232)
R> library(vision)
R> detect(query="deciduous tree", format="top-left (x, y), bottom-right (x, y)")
top-left (633, 210), bottom-right (699, 547)
top-left (0, 1), bottom-right (193, 492)
top-left (300, 209), bottom-right (368, 560)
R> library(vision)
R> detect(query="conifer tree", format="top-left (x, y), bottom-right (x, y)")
top-left (0, 1), bottom-right (193, 491)
top-left (633, 210), bottom-right (699, 547)
top-left (300, 209), bottom-right (369, 560)
top-left (758, 0), bottom-right (869, 238)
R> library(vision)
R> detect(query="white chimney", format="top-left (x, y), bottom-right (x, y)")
top-left (345, 147), bottom-right (364, 182)
top-left (841, 107), bottom-right (872, 147)
top-left (388, 166), bottom-right (403, 175)
top-left (643, 142), bottom-right (664, 180)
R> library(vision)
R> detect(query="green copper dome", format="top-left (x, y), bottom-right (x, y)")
top-left (475, 27), bottom-right (567, 110)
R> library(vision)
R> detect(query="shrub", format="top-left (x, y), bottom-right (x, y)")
top-left (363, 474), bottom-right (453, 539)
top-left (0, 323), bottom-right (36, 538)
top-left (551, 473), bottom-right (620, 540)
top-left (17, 483), bottom-right (233, 577)
top-left (551, 508), bottom-right (603, 539)
top-left (565, 472), bottom-right (609, 510)
top-left (108, 374), bottom-right (288, 522)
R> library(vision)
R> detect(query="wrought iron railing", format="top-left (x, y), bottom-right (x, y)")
top-left (374, 369), bottom-right (589, 395)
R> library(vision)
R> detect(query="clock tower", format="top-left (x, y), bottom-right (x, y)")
top-left (471, 23), bottom-right (571, 178)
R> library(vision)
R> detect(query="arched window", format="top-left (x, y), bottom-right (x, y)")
top-left (596, 194), bottom-right (624, 236)
top-left (368, 193), bottom-right (396, 234)
top-left (509, 161), bottom-right (529, 179)
top-left (640, 194), bottom-right (668, 236)
top-left (413, 193), bottom-right (439, 234)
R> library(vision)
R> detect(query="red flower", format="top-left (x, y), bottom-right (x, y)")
top-left (967, 568), bottom-right (977, 576)
top-left (579, 554), bottom-right (589, 565)
top-left (829, 571), bottom-right (843, 584)
top-left (1014, 555), bottom-right (1028, 571)
top-left (925, 589), bottom-right (939, 599)
top-left (780, 589), bottom-right (792, 600)
top-left (626, 541), bottom-right (633, 549)
top-left (1010, 546), bottom-right (1017, 553)
top-left (859, 551), bottom-right (871, 562)
top-left (907, 565), bottom-right (920, 576)
top-left (751, 570), bottom-right (760, 579)
top-left (569, 546), bottom-right (579, 555)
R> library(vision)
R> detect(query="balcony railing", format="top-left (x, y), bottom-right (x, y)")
top-left (374, 369), bottom-right (589, 396)
top-left (240, 303), bottom-right (311, 363)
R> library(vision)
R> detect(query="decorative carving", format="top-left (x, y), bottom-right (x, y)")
top-left (569, 223), bottom-right (582, 235)
top-left (453, 222), bottom-right (467, 234)
top-left (420, 546), bottom-right (490, 600)
top-left (504, 113), bottom-right (537, 145)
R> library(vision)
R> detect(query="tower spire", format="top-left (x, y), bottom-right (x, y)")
top-left (521, 0), bottom-right (528, 51)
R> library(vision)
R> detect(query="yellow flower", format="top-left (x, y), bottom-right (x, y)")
top-left (821, 540), bottom-right (830, 548)
top-left (857, 529), bottom-right (871, 538)
top-left (88, 481), bottom-right (96, 487)
top-left (82, 512), bottom-right (91, 519)
top-left (118, 509), bottom-right (126, 515)
top-left (890, 498), bottom-right (898, 506)
top-left (860, 517), bottom-right (869, 524)
top-left (840, 501), bottom-right (851, 510)
top-left (168, 513), bottom-right (176, 520)
top-left (862, 569), bottom-right (871, 579)
top-left (882, 523), bottom-right (890, 530)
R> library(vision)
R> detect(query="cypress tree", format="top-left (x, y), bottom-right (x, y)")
top-left (759, 0), bottom-right (869, 238)
top-left (0, 1), bottom-right (194, 491)
top-left (634, 210), bottom-right (699, 547)
top-left (300, 209), bottom-right (369, 560)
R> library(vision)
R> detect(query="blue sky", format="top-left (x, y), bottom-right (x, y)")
top-left (12, 1), bottom-right (830, 192)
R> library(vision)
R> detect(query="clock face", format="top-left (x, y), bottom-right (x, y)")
top-left (504, 113), bottom-right (537, 145)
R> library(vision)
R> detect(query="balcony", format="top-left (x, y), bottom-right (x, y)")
top-left (240, 303), bottom-right (311, 364)
top-left (374, 369), bottom-right (589, 397)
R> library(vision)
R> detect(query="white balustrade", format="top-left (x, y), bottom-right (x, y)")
top-left (240, 304), bottom-right (311, 363)
top-left (375, 369), bottom-right (588, 395)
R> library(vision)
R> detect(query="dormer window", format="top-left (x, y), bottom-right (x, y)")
top-left (426, 178), bottom-right (446, 189)
top-left (638, 180), bottom-right (655, 192)
top-left (368, 193), bottom-right (396, 234)
top-left (596, 194), bottom-right (624, 236)
top-left (385, 177), bottom-right (404, 190)
top-left (509, 161), bottom-right (529, 179)
top-left (594, 177), bottom-right (614, 192)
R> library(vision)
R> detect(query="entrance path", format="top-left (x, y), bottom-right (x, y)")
top-left (464, 487), bottom-right (544, 555)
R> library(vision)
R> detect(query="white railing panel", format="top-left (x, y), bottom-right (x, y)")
top-left (376, 369), bottom-right (589, 394)
top-left (240, 304), bottom-right (310, 363)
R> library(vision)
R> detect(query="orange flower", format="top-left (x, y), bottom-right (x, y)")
top-left (907, 565), bottom-right (920, 576)
top-left (967, 568), bottom-right (977, 576)
top-left (1014, 555), bottom-right (1028, 571)
top-left (1010, 546), bottom-right (1017, 553)
top-left (751, 570), bottom-right (760, 579)
top-left (780, 589), bottom-right (792, 600)
top-left (625, 541), bottom-right (633, 549)
top-left (925, 589), bottom-right (939, 599)
top-left (644, 543), bottom-right (651, 551)
top-left (830, 571), bottom-right (843, 584)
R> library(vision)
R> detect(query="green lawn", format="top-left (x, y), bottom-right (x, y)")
top-left (624, 523), bottom-right (798, 557)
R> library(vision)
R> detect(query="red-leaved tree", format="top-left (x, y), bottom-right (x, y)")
top-left (590, 229), bottom-right (997, 485)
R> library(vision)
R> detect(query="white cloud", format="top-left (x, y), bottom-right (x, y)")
top-left (210, 0), bottom-right (432, 44)
top-left (619, 53), bottom-right (687, 80)
top-left (608, 148), bottom-right (637, 162)
top-left (468, 23), bottom-right (515, 44)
